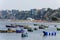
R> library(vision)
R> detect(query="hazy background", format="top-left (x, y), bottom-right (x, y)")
top-left (0, 0), bottom-right (60, 10)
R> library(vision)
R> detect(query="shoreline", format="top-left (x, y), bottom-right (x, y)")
top-left (3, 20), bottom-right (60, 23)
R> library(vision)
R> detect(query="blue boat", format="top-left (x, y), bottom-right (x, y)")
top-left (16, 29), bottom-right (24, 33)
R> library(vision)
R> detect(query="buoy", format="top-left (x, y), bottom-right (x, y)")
top-left (27, 28), bottom-right (33, 32)
top-left (52, 32), bottom-right (54, 35)
top-left (43, 31), bottom-right (56, 36)
top-left (52, 32), bottom-right (56, 36)
top-left (49, 32), bottom-right (50, 35)
top-left (51, 32), bottom-right (56, 36)
top-left (43, 31), bottom-right (48, 36)
top-left (55, 32), bottom-right (56, 35)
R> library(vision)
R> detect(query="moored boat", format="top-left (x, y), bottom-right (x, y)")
top-left (57, 28), bottom-right (60, 31)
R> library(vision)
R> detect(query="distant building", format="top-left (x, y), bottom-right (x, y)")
top-left (30, 9), bottom-right (38, 15)
top-left (27, 17), bottom-right (34, 21)
top-left (40, 8), bottom-right (46, 20)
top-left (12, 10), bottom-right (19, 14)
top-left (30, 9), bottom-right (40, 20)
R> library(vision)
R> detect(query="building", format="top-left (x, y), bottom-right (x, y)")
top-left (27, 17), bottom-right (34, 21)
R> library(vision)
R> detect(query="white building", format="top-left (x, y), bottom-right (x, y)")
top-left (27, 17), bottom-right (34, 21)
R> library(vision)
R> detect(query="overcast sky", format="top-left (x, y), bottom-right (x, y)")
top-left (0, 0), bottom-right (60, 10)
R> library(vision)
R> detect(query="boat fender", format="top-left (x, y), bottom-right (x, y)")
top-left (43, 31), bottom-right (48, 36)
top-left (49, 32), bottom-right (50, 36)
top-left (51, 32), bottom-right (56, 36)
top-left (43, 31), bottom-right (56, 36)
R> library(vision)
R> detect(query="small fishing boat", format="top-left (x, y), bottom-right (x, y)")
top-left (21, 32), bottom-right (28, 37)
top-left (57, 28), bottom-right (60, 31)
top-left (27, 28), bottom-right (33, 32)
top-left (34, 28), bottom-right (38, 30)
top-left (0, 30), bottom-right (7, 33)
top-left (6, 25), bottom-right (16, 28)
top-left (6, 24), bottom-right (24, 28)
top-left (16, 29), bottom-right (24, 33)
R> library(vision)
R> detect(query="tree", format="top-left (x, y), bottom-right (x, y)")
top-left (51, 17), bottom-right (58, 21)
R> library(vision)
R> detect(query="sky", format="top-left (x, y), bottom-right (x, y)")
top-left (0, 0), bottom-right (60, 10)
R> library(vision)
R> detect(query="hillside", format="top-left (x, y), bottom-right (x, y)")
top-left (0, 8), bottom-right (60, 21)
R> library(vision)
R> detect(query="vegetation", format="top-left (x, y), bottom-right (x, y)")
top-left (51, 17), bottom-right (58, 21)
top-left (0, 8), bottom-right (60, 21)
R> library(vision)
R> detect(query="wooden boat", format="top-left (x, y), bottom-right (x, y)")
top-left (6, 24), bottom-right (24, 28)
top-left (0, 30), bottom-right (7, 33)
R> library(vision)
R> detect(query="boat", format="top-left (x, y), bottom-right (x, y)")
top-left (57, 28), bottom-right (60, 31)
top-left (27, 28), bottom-right (33, 32)
top-left (39, 25), bottom-right (48, 29)
top-left (0, 30), bottom-right (7, 33)
top-left (6, 24), bottom-right (24, 28)
top-left (16, 29), bottom-right (24, 33)
top-left (6, 25), bottom-right (16, 28)
top-left (21, 33), bottom-right (28, 37)
top-left (34, 28), bottom-right (38, 30)
top-left (7, 28), bottom-right (16, 33)
top-left (39, 26), bottom-right (44, 29)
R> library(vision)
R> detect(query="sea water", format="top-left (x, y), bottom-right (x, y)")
top-left (0, 20), bottom-right (60, 40)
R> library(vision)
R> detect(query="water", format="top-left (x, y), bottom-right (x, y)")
top-left (0, 20), bottom-right (60, 40)
top-left (0, 30), bottom-right (60, 40)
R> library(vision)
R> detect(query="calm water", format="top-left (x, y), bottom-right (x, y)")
top-left (0, 30), bottom-right (60, 40)
top-left (0, 20), bottom-right (60, 40)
